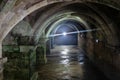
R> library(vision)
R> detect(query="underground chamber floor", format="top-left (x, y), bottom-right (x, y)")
top-left (37, 46), bottom-right (109, 80)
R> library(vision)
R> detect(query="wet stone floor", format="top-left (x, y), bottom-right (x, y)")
top-left (37, 46), bottom-right (109, 80)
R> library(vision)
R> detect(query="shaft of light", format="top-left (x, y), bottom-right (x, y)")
top-left (49, 28), bottom-right (101, 37)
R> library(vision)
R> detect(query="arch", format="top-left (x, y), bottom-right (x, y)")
top-left (52, 22), bottom-right (79, 35)
top-left (1, 1), bottom-right (120, 80)
top-left (0, 0), bottom-right (119, 59)
top-left (46, 16), bottom-right (89, 38)
top-left (1, 0), bottom-right (120, 42)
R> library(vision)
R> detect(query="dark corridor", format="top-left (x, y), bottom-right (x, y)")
top-left (1, 1), bottom-right (120, 80)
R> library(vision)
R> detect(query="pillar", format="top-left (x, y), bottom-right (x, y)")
top-left (36, 38), bottom-right (47, 65)
top-left (0, 43), bottom-right (7, 80)
top-left (46, 39), bottom-right (51, 55)
top-left (0, 43), bottom-right (3, 80)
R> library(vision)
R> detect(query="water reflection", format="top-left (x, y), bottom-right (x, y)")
top-left (61, 51), bottom-right (68, 55)
top-left (61, 49), bottom-right (69, 55)
top-left (37, 46), bottom-right (109, 80)
top-left (78, 55), bottom-right (84, 65)
top-left (79, 61), bottom-right (84, 65)
top-left (60, 59), bottom-right (69, 64)
top-left (61, 55), bottom-right (69, 58)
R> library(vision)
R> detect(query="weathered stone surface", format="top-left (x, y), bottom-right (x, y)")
top-left (0, 0), bottom-right (119, 43)
top-left (0, 0), bottom-right (120, 80)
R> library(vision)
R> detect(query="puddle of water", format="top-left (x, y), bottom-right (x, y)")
top-left (60, 59), bottom-right (69, 64)
top-left (61, 56), bottom-right (69, 58)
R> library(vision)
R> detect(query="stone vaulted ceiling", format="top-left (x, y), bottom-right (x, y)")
top-left (0, 0), bottom-right (120, 43)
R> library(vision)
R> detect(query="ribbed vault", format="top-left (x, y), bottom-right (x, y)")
top-left (1, 0), bottom-right (120, 80)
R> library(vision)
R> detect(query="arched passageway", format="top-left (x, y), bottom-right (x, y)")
top-left (1, 0), bottom-right (120, 80)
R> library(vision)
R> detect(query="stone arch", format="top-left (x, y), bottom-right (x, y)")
top-left (0, 0), bottom-right (119, 59)
top-left (0, 0), bottom-right (120, 80)
top-left (0, 0), bottom-right (120, 43)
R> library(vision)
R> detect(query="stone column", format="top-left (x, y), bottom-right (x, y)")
top-left (0, 44), bottom-right (2, 58)
top-left (0, 43), bottom-right (7, 80)
top-left (46, 39), bottom-right (51, 55)
top-left (36, 38), bottom-right (47, 65)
